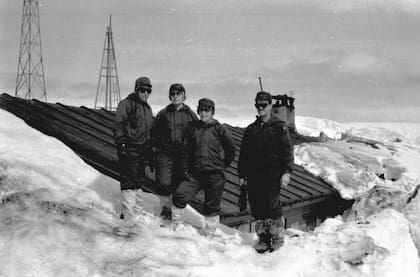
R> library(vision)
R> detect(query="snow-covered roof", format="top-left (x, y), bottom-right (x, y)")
top-left (0, 93), bottom-right (339, 226)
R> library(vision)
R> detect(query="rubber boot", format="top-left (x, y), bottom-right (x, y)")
top-left (117, 189), bottom-right (140, 236)
top-left (204, 215), bottom-right (220, 236)
top-left (132, 189), bottom-right (145, 217)
top-left (172, 206), bottom-right (186, 223)
top-left (254, 220), bottom-right (271, 254)
top-left (121, 189), bottom-right (136, 223)
top-left (159, 195), bottom-right (173, 220)
top-left (268, 216), bottom-right (285, 252)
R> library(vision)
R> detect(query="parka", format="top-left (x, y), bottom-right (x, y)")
top-left (238, 116), bottom-right (294, 179)
top-left (185, 119), bottom-right (236, 173)
top-left (113, 92), bottom-right (153, 147)
top-left (151, 103), bottom-right (198, 151)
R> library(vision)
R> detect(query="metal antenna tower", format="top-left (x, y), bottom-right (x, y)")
top-left (15, 0), bottom-right (47, 101)
top-left (95, 14), bottom-right (121, 111)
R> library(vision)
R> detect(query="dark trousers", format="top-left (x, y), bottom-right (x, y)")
top-left (117, 145), bottom-right (145, 191)
top-left (247, 170), bottom-right (283, 220)
top-left (173, 170), bottom-right (225, 216)
top-left (155, 151), bottom-right (184, 196)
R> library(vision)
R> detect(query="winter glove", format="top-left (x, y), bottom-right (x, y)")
top-left (238, 178), bottom-right (247, 212)
top-left (181, 151), bottom-right (191, 182)
top-left (118, 143), bottom-right (128, 158)
top-left (183, 170), bottom-right (191, 182)
top-left (280, 173), bottom-right (290, 188)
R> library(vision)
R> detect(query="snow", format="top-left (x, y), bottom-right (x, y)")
top-left (0, 109), bottom-right (419, 276)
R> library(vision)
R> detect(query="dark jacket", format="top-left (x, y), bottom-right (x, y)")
top-left (151, 103), bottom-right (198, 152)
top-left (113, 92), bottom-right (153, 147)
top-left (185, 119), bottom-right (236, 173)
top-left (238, 116), bottom-right (294, 178)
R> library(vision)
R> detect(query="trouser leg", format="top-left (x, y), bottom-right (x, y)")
top-left (172, 178), bottom-right (201, 209)
top-left (155, 152), bottom-right (174, 196)
top-left (155, 152), bottom-right (174, 219)
top-left (202, 171), bottom-right (225, 217)
top-left (118, 146), bottom-right (145, 191)
top-left (247, 171), bottom-right (283, 220)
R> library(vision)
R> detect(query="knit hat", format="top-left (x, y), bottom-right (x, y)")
top-left (169, 83), bottom-right (186, 100)
top-left (169, 83), bottom-right (185, 93)
top-left (255, 91), bottom-right (272, 103)
top-left (134, 76), bottom-right (152, 91)
top-left (198, 98), bottom-right (215, 109)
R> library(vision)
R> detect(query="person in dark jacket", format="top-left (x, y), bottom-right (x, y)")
top-left (238, 91), bottom-right (294, 253)
top-left (151, 83), bottom-right (199, 220)
top-left (172, 98), bottom-right (236, 233)
top-left (113, 76), bottom-right (154, 222)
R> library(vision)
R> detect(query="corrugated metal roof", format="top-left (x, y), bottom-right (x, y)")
top-left (0, 93), bottom-right (336, 226)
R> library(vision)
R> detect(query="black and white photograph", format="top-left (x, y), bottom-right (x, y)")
top-left (0, 0), bottom-right (420, 276)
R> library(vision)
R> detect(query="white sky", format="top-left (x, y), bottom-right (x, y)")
top-left (1, 0), bottom-right (420, 125)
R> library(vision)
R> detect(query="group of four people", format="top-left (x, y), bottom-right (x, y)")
top-left (113, 76), bottom-right (294, 253)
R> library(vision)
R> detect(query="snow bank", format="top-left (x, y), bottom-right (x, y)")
top-left (1, 109), bottom-right (419, 276)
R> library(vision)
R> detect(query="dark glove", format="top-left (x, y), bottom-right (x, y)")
top-left (239, 184), bottom-right (248, 212)
top-left (144, 147), bottom-right (155, 173)
top-left (118, 143), bottom-right (128, 158)
top-left (183, 170), bottom-right (191, 182)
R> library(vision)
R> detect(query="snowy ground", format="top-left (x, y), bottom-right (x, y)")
top-left (0, 109), bottom-right (419, 277)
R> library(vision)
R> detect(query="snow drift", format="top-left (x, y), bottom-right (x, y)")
top-left (0, 109), bottom-right (419, 276)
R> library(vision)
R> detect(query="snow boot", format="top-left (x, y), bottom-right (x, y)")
top-left (121, 189), bottom-right (144, 223)
top-left (160, 206), bottom-right (172, 220)
top-left (172, 206), bottom-right (186, 223)
top-left (268, 217), bottom-right (285, 252)
top-left (254, 220), bottom-right (271, 254)
top-left (204, 215), bottom-right (220, 236)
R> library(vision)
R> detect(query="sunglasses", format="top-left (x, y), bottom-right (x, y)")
top-left (197, 107), bottom-right (212, 113)
top-left (255, 103), bottom-right (269, 109)
top-left (138, 87), bottom-right (152, 94)
top-left (170, 91), bottom-right (183, 97)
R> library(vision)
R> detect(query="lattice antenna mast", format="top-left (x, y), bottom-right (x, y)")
top-left (15, 0), bottom-right (47, 101)
top-left (95, 14), bottom-right (121, 111)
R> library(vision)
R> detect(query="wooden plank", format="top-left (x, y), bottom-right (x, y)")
top-left (46, 102), bottom-right (114, 137)
top-left (58, 104), bottom-right (114, 131)
top-left (30, 100), bottom-right (116, 147)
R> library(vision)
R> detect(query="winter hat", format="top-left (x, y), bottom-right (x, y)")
top-left (169, 83), bottom-right (186, 100)
top-left (197, 98), bottom-right (215, 113)
top-left (135, 76), bottom-right (152, 91)
top-left (255, 91), bottom-right (272, 103)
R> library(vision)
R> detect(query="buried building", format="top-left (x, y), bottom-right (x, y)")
top-left (0, 93), bottom-right (353, 231)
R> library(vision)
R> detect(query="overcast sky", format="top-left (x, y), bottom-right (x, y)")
top-left (1, 0), bottom-right (420, 125)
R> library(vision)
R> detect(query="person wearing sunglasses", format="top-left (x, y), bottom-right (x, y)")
top-left (113, 76), bottom-right (154, 223)
top-left (172, 98), bottom-right (236, 234)
top-left (151, 83), bottom-right (199, 221)
top-left (238, 91), bottom-right (294, 253)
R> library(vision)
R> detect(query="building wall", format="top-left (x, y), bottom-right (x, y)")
top-left (235, 204), bottom-right (321, 233)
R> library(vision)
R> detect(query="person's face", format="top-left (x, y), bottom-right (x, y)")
top-left (198, 107), bottom-right (214, 123)
top-left (255, 100), bottom-right (272, 117)
top-left (169, 90), bottom-right (185, 105)
top-left (137, 87), bottom-right (151, 102)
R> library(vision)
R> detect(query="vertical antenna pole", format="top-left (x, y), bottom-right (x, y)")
top-left (95, 13), bottom-right (121, 111)
top-left (15, 0), bottom-right (47, 101)
top-left (258, 76), bottom-right (263, 91)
